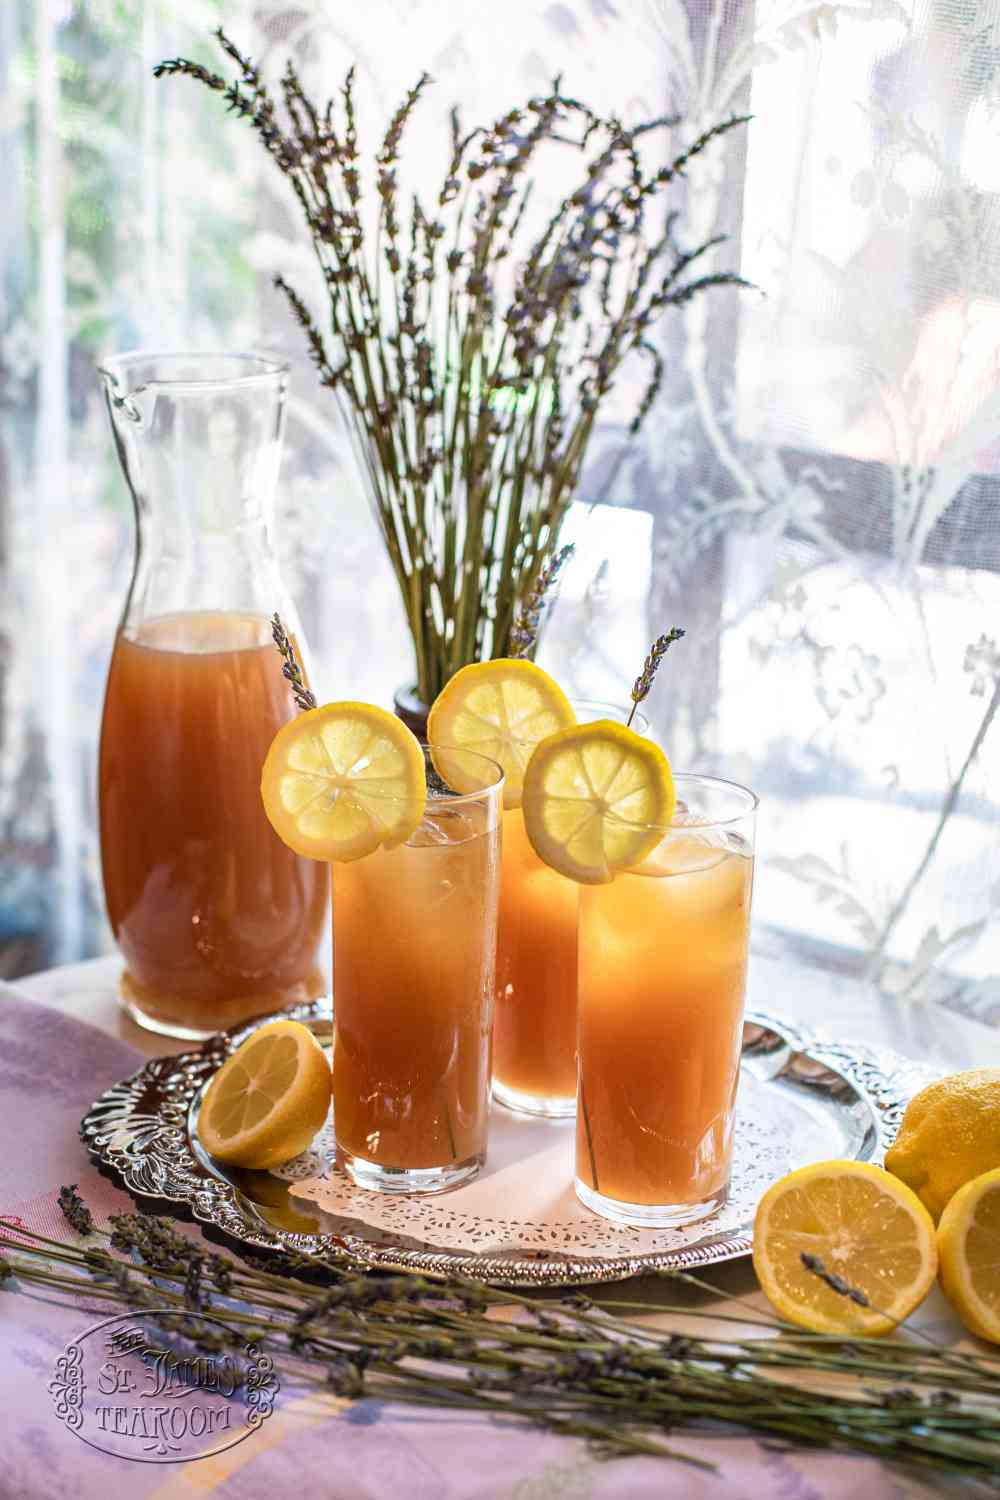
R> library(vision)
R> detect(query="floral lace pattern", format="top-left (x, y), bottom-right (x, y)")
top-left (3, 0), bottom-right (998, 1017)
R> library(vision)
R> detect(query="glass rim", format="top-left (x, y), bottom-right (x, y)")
top-left (571, 699), bottom-right (649, 730)
top-left (98, 349), bottom-right (290, 393)
top-left (606, 771), bottom-right (758, 835)
top-left (505, 704), bottom-right (649, 749)
top-left (422, 742), bottom-right (505, 803)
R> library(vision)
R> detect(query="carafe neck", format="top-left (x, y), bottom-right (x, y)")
top-left (99, 351), bottom-right (292, 636)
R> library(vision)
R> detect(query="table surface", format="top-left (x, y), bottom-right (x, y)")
top-left (5, 951), bottom-right (1000, 1499)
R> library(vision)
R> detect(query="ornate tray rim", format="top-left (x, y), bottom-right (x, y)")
top-left (81, 1004), bottom-right (933, 1288)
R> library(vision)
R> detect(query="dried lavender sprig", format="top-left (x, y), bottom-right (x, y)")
top-left (6, 1209), bottom-right (1000, 1481)
top-left (510, 543), bottom-right (575, 658)
top-left (801, 1252), bottom-right (871, 1309)
top-left (796, 1250), bottom-right (986, 1371)
top-left (24, 1205), bottom-right (1000, 1385)
top-left (627, 627), bottom-right (685, 726)
top-left (271, 612), bottom-right (317, 712)
top-left (578, 1078), bottom-right (601, 1193)
top-left (796, 1250), bottom-right (1000, 1388)
top-left (58, 1184), bottom-right (95, 1237)
top-left (157, 36), bottom-right (749, 703)
top-left (3, 1253), bottom-right (995, 1476)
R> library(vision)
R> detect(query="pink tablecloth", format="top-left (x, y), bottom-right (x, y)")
top-left (0, 980), bottom-right (971, 1499)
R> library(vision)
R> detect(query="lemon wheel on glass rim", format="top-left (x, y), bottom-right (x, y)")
top-left (520, 719), bottom-right (676, 885)
top-left (260, 701), bottom-right (426, 861)
top-left (427, 658), bottom-right (575, 809)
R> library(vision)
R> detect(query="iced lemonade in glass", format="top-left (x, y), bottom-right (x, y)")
top-left (428, 661), bottom-right (584, 1117)
top-left (521, 718), bottom-right (757, 1228)
top-left (489, 702), bottom-right (647, 1117)
top-left (576, 781), bottom-right (755, 1222)
top-left (261, 702), bottom-right (503, 1194)
top-left (331, 750), bottom-right (502, 1190)
top-left (429, 664), bottom-right (663, 1120)
top-left (492, 801), bottom-right (580, 1110)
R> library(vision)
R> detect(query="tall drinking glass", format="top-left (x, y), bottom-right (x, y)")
top-left (492, 701), bottom-right (647, 1118)
top-left (575, 775), bottom-right (757, 1227)
top-left (332, 748), bottom-right (503, 1194)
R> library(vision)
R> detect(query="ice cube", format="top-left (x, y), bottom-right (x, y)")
top-left (725, 830), bottom-right (752, 858)
top-left (407, 811), bottom-right (460, 847)
top-left (407, 800), bottom-right (488, 847)
top-left (637, 829), bottom-right (729, 876)
top-left (670, 806), bottom-right (713, 829)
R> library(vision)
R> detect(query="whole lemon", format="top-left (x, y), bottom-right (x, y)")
top-left (884, 1069), bottom-right (1000, 1222)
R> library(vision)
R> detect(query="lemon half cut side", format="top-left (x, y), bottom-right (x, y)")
top-left (753, 1160), bottom-right (938, 1336)
top-left (198, 1019), bottom-right (332, 1170)
top-left (938, 1166), bottom-right (1000, 1344)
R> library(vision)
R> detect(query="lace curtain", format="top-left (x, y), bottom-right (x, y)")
top-left (2, 0), bottom-right (998, 1024)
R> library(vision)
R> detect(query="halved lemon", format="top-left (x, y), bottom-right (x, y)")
top-left (753, 1160), bottom-right (938, 1336)
top-left (427, 659), bottom-right (575, 810)
top-left (198, 1019), bottom-right (331, 1169)
top-left (261, 702), bottom-right (426, 861)
top-left (520, 721), bottom-right (675, 884)
top-left (937, 1166), bottom-right (1000, 1343)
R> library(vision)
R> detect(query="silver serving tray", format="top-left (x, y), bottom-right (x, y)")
top-left (81, 1003), bottom-right (936, 1288)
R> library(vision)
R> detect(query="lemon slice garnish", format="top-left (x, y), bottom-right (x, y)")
top-left (427, 659), bottom-right (575, 810)
top-left (937, 1165), bottom-right (1000, 1344)
top-left (753, 1160), bottom-right (938, 1336)
top-left (261, 702), bottom-right (426, 861)
top-left (198, 1019), bottom-right (331, 1169)
top-left (520, 721), bottom-right (675, 885)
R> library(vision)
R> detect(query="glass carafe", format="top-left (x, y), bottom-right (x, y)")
top-left (97, 352), bottom-right (328, 1039)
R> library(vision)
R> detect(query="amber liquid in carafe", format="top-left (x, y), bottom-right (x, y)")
top-left (99, 610), bottom-right (327, 1035)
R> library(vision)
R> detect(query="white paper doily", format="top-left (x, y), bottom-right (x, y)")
top-left (283, 1071), bottom-right (804, 1258)
top-left (83, 1002), bottom-right (938, 1285)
